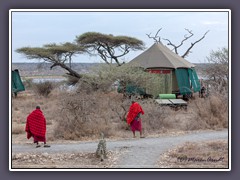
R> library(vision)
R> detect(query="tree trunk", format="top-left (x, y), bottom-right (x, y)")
top-left (59, 63), bottom-right (82, 79)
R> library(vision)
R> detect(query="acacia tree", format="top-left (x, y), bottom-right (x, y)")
top-left (76, 32), bottom-right (145, 66)
top-left (16, 42), bottom-right (86, 78)
top-left (146, 28), bottom-right (209, 58)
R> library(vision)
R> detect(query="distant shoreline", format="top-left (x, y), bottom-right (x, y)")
top-left (11, 62), bottom-right (209, 78)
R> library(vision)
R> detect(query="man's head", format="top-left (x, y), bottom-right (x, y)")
top-left (36, 106), bottom-right (41, 109)
top-left (131, 96), bottom-right (136, 104)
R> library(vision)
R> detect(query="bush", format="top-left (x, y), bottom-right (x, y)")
top-left (23, 78), bottom-right (34, 89)
top-left (140, 99), bottom-right (171, 132)
top-left (53, 90), bottom-right (121, 140)
top-left (33, 81), bottom-right (54, 97)
top-left (190, 94), bottom-right (228, 130)
top-left (76, 64), bottom-right (166, 97)
top-left (53, 87), bottom-right (172, 140)
top-left (65, 75), bottom-right (80, 86)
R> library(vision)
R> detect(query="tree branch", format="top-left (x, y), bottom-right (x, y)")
top-left (146, 28), bottom-right (162, 43)
top-left (181, 30), bottom-right (210, 58)
top-left (162, 28), bottom-right (194, 55)
top-left (50, 62), bottom-right (59, 69)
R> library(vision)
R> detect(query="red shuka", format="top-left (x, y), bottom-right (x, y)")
top-left (126, 102), bottom-right (144, 125)
top-left (25, 109), bottom-right (46, 139)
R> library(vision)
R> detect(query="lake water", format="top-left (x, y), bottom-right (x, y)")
top-left (32, 78), bottom-right (66, 83)
top-left (30, 78), bottom-right (77, 91)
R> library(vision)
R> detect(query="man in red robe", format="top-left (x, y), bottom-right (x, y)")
top-left (126, 100), bottom-right (145, 138)
top-left (25, 106), bottom-right (50, 148)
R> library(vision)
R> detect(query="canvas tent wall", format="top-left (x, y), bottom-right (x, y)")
top-left (12, 69), bottom-right (25, 95)
top-left (145, 68), bottom-right (173, 96)
top-left (128, 43), bottom-right (200, 96)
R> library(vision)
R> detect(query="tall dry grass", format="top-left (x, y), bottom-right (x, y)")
top-left (188, 93), bottom-right (228, 130)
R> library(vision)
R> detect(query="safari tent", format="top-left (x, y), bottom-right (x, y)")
top-left (128, 43), bottom-right (201, 97)
top-left (12, 69), bottom-right (25, 96)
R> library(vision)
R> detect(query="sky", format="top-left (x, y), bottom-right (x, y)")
top-left (10, 10), bottom-right (229, 64)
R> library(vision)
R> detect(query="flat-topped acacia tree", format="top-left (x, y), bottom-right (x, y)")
top-left (16, 42), bottom-right (86, 79)
top-left (76, 32), bottom-right (145, 66)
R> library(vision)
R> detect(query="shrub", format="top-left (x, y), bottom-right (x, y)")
top-left (33, 81), bottom-right (54, 97)
top-left (23, 78), bottom-right (34, 89)
top-left (190, 94), bottom-right (228, 130)
top-left (53, 90), bottom-right (119, 140)
top-left (76, 64), bottom-right (166, 97)
top-left (53, 86), bottom-right (172, 140)
top-left (65, 75), bottom-right (80, 86)
top-left (140, 99), bottom-right (171, 132)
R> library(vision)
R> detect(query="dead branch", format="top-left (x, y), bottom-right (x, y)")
top-left (147, 28), bottom-right (209, 59)
top-left (146, 28), bottom-right (162, 43)
top-left (162, 28), bottom-right (194, 55)
top-left (181, 30), bottom-right (210, 58)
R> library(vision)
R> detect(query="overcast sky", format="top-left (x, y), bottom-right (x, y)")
top-left (11, 10), bottom-right (229, 64)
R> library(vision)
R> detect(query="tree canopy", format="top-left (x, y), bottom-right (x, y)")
top-left (76, 32), bottom-right (145, 66)
top-left (16, 42), bottom-right (86, 78)
top-left (205, 47), bottom-right (228, 81)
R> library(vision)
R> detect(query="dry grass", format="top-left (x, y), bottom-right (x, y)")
top-left (188, 94), bottom-right (228, 130)
top-left (158, 139), bottom-right (228, 168)
top-left (12, 124), bottom-right (25, 134)
top-left (11, 86), bottom-right (229, 143)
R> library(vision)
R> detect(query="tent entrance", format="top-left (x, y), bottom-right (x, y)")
top-left (188, 68), bottom-right (201, 92)
top-left (175, 68), bottom-right (200, 95)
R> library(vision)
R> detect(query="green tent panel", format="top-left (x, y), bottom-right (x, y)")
top-left (188, 68), bottom-right (201, 92)
top-left (117, 84), bottom-right (146, 96)
top-left (175, 68), bottom-right (192, 95)
top-left (12, 69), bottom-right (25, 93)
top-left (125, 84), bottom-right (145, 95)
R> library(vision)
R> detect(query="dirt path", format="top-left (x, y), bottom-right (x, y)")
top-left (12, 129), bottom-right (228, 168)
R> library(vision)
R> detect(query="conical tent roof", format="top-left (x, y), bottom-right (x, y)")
top-left (129, 43), bottom-right (195, 69)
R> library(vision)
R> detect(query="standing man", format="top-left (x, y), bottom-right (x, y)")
top-left (126, 99), bottom-right (145, 138)
top-left (25, 106), bottom-right (50, 148)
